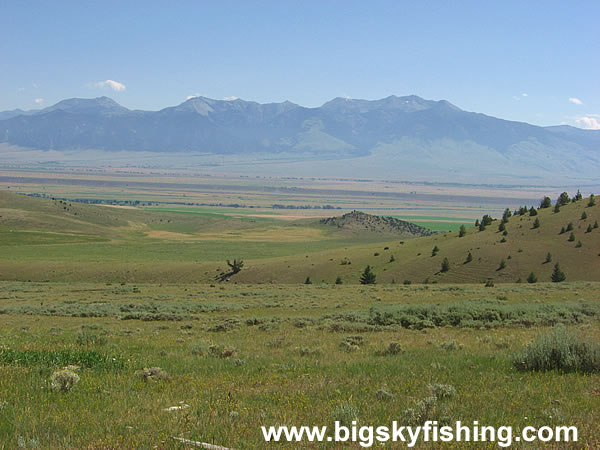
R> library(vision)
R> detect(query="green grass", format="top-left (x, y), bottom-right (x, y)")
top-left (0, 281), bottom-right (599, 447)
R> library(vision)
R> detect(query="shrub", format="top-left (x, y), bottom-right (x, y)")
top-left (440, 340), bottom-right (462, 351)
top-left (50, 369), bottom-right (80, 392)
top-left (431, 246), bottom-right (439, 256)
top-left (513, 326), bottom-right (600, 373)
top-left (375, 342), bottom-right (403, 356)
top-left (136, 367), bottom-right (169, 382)
top-left (545, 253), bottom-right (552, 263)
top-left (335, 276), bottom-right (343, 285)
top-left (498, 259), bottom-right (506, 270)
top-left (485, 279), bottom-right (495, 287)
top-left (527, 272), bottom-right (538, 284)
top-left (375, 388), bottom-right (394, 401)
top-left (208, 344), bottom-right (237, 358)
top-left (331, 403), bottom-right (359, 426)
top-left (428, 383), bottom-right (456, 399)
top-left (304, 276), bottom-right (312, 285)
top-left (403, 396), bottom-right (449, 426)
top-left (533, 217), bottom-right (540, 229)
top-left (575, 240), bottom-right (582, 248)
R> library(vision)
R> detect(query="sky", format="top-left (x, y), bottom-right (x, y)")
top-left (1, 1), bottom-right (598, 129)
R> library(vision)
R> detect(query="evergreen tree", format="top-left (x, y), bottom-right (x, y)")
top-left (568, 232), bottom-right (575, 242)
top-left (566, 222), bottom-right (574, 231)
top-left (533, 217), bottom-right (540, 229)
top-left (575, 240), bottom-right (582, 248)
top-left (529, 207), bottom-right (538, 216)
top-left (551, 263), bottom-right (566, 282)
top-left (502, 208), bottom-right (512, 222)
top-left (359, 265), bottom-right (376, 285)
top-left (545, 252), bottom-right (552, 263)
top-left (540, 196), bottom-right (552, 208)
top-left (553, 203), bottom-right (560, 213)
top-left (594, 221), bottom-right (599, 229)
top-left (498, 221), bottom-right (505, 232)
top-left (479, 221), bottom-right (486, 232)
top-left (474, 219), bottom-right (480, 228)
top-left (581, 211), bottom-right (588, 220)
top-left (335, 276), bottom-right (343, 285)
top-left (481, 214), bottom-right (493, 226)
top-left (498, 259), bottom-right (506, 270)
top-left (587, 224), bottom-right (593, 233)
top-left (527, 272), bottom-right (537, 283)
top-left (574, 190), bottom-right (582, 201)
top-left (458, 224), bottom-right (466, 237)
top-left (440, 257), bottom-right (450, 273)
top-left (304, 276), bottom-right (312, 285)
top-left (389, 254), bottom-right (395, 263)
top-left (465, 252), bottom-right (473, 263)
top-left (557, 192), bottom-right (570, 206)
top-left (431, 245), bottom-right (439, 257)
top-left (588, 194), bottom-right (596, 207)
top-left (560, 226), bottom-right (566, 234)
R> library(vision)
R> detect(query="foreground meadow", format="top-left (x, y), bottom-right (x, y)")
top-left (1, 281), bottom-right (599, 448)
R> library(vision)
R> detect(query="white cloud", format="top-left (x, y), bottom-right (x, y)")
top-left (94, 79), bottom-right (126, 92)
top-left (569, 97), bottom-right (583, 105)
top-left (223, 96), bottom-right (238, 101)
top-left (17, 87), bottom-right (25, 93)
top-left (522, 93), bottom-right (528, 97)
top-left (34, 98), bottom-right (44, 104)
top-left (575, 114), bottom-right (600, 130)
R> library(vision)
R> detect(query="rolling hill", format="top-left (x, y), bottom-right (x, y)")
top-left (0, 190), bottom-right (598, 284)
top-left (1, 95), bottom-right (599, 183)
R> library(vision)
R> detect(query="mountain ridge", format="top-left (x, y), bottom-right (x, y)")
top-left (1, 94), bottom-right (598, 182)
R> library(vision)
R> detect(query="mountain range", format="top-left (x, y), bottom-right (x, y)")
top-left (1, 95), bottom-right (599, 182)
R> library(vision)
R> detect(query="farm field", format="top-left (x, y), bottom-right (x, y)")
top-left (0, 281), bottom-right (599, 448)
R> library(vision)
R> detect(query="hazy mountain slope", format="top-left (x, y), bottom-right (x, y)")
top-left (1, 95), bottom-right (598, 181)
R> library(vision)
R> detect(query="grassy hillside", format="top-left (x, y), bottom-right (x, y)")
top-left (1, 190), bottom-right (598, 284)
top-left (245, 195), bottom-right (600, 284)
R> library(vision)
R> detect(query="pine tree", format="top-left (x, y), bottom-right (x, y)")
top-left (551, 263), bottom-right (566, 282)
top-left (557, 192), bottom-right (570, 206)
top-left (389, 254), bottom-right (395, 263)
top-left (335, 276), bottom-right (343, 285)
top-left (553, 203), bottom-right (560, 213)
top-left (502, 208), bottom-right (512, 222)
top-left (359, 265), bottom-right (376, 285)
top-left (581, 211), bottom-right (588, 220)
top-left (533, 217), bottom-right (540, 229)
top-left (498, 221), bottom-right (505, 232)
top-left (587, 224), bottom-right (593, 233)
top-left (574, 190), bottom-right (582, 201)
top-left (431, 245), bottom-right (439, 257)
top-left (568, 232), bottom-right (575, 242)
top-left (540, 196), bottom-right (552, 208)
top-left (566, 222), bottom-right (574, 231)
top-left (588, 194), bottom-right (596, 207)
top-left (529, 207), bottom-right (538, 216)
top-left (440, 257), bottom-right (450, 273)
top-left (498, 259), bottom-right (506, 270)
top-left (575, 240), bottom-right (582, 248)
top-left (560, 226), bottom-right (566, 234)
top-left (465, 252), bottom-right (473, 263)
top-left (594, 221), bottom-right (599, 229)
top-left (304, 276), bottom-right (312, 285)
top-left (545, 252), bottom-right (552, 263)
top-left (458, 224), bottom-right (466, 237)
top-left (474, 219), bottom-right (480, 227)
top-left (527, 272), bottom-right (537, 283)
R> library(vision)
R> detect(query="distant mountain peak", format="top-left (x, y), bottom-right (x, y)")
top-left (40, 96), bottom-right (129, 115)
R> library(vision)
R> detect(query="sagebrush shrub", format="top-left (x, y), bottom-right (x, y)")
top-left (50, 369), bottom-right (80, 392)
top-left (513, 326), bottom-right (600, 373)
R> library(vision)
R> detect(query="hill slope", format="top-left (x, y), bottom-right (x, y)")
top-left (320, 210), bottom-right (434, 237)
top-left (1, 95), bottom-right (599, 182)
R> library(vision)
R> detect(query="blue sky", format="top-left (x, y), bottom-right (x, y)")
top-left (1, 1), bottom-right (598, 128)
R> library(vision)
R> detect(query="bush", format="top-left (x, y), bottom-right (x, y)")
top-left (428, 383), bottom-right (456, 399)
top-left (331, 403), bottom-right (359, 426)
top-left (375, 342), bottom-right (403, 356)
top-left (136, 367), bottom-right (169, 382)
top-left (513, 326), bottom-right (600, 373)
top-left (50, 369), bottom-right (80, 392)
top-left (440, 258), bottom-right (450, 273)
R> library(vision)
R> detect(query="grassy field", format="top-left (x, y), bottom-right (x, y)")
top-left (1, 184), bottom-right (600, 447)
top-left (0, 281), bottom-right (599, 447)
